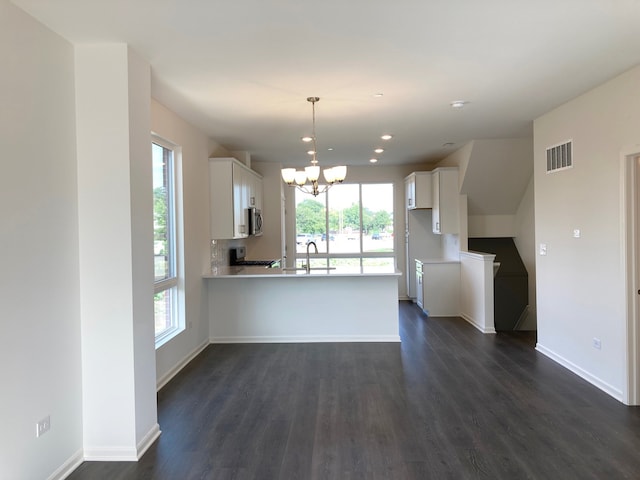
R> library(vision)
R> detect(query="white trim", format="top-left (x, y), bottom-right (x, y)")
top-left (83, 446), bottom-right (138, 462)
top-left (210, 335), bottom-right (401, 344)
top-left (46, 449), bottom-right (83, 480)
top-left (82, 423), bottom-right (161, 462)
top-left (621, 147), bottom-right (640, 405)
top-left (460, 313), bottom-right (496, 334)
top-left (156, 339), bottom-right (210, 391)
top-left (152, 134), bottom-right (186, 349)
top-left (136, 423), bottom-right (161, 459)
top-left (536, 343), bottom-right (624, 403)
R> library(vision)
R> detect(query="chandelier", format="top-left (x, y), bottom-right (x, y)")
top-left (281, 97), bottom-right (347, 196)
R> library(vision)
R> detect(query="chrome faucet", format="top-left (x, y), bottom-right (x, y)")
top-left (306, 241), bottom-right (318, 273)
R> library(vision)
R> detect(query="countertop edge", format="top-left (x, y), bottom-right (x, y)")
top-left (203, 267), bottom-right (403, 279)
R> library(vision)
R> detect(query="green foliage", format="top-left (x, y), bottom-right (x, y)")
top-left (342, 203), bottom-right (360, 230)
top-left (296, 199), bottom-right (326, 234)
top-left (297, 198), bottom-right (392, 235)
top-left (370, 210), bottom-right (392, 233)
top-left (154, 186), bottom-right (167, 242)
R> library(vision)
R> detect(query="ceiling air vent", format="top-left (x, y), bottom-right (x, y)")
top-left (546, 140), bottom-right (573, 173)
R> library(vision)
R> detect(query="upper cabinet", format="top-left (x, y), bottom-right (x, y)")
top-left (208, 157), bottom-right (263, 239)
top-left (432, 167), bottom-right (459, 234)
top-left (405, 172), bottom-right (432, 210)
top-left (247, 170), bottom-right (262, 211)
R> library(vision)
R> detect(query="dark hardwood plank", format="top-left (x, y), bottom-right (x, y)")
top-left (67, 301), bottom-right (640, 480)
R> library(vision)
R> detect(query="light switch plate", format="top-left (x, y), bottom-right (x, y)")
top-left (573, 229), bottom-right (581, 238)
top-left (539, 243), bottom-right (547, 256)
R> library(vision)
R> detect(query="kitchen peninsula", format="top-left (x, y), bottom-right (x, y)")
top-left (204, 266), bottom-right (402, 343)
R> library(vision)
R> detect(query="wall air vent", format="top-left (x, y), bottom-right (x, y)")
top-left (546, 140), bottom-right (573, 173)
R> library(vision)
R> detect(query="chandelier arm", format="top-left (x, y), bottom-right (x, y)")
top-left (281, 96), bottom-right (346, 197)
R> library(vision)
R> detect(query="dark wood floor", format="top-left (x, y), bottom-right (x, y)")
top-left (68, 301), bottom-right (640, 479)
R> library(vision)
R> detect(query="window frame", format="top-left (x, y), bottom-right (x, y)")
top-left (152, 135), bottom-right (184, 347)
top-left (294, 182), bottom-right (395, 268)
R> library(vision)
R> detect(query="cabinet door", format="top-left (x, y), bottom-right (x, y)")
top-left (405, 175), bottom-right (416, 209)
top-left (232, 163), bottom-right (249, 238)
top-left (247, 171), bottom-right (263, 210)
top-left (432, 171), bottom-right (442, 233)
top-left (431, 169), bottom-right (458, 234)
top-left (406, 172), bottom-right (432, 210)
top-left (414, 172), bottom-right (432, 208)
top-left (209, 159), bottom-right (235, 239)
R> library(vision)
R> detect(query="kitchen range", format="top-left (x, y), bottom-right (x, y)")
top-left (229, 246), bottom-right (278, 267)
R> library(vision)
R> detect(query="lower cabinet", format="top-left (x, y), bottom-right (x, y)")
top-left (417, 260), bottom-right (460, 317)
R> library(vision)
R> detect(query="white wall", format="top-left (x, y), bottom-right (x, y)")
top-left (534, 64), bottom-right (640, 401)
top-left (75, 44), bottom-right (158, 460)
top-left (468, 215), bottom-right (516, 238)
top-left (151, 99), bottom-right (216, 388)
top-left (0, 1), bottom-right (83, 478)
top-left (514, 177), bottom-right (537, 329)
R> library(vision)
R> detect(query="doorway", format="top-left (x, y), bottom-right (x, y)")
top-left (622, 150), bottom-right (640, 405)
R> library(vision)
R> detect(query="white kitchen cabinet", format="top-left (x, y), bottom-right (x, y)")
top-left (247, 170), bottom-right (263, 210)
top-left (405, 172), bottom-right (432, 210)
top-left (431, 167), bottom-right (459, 234)
top-left (208, 157), bottom-right (263, 239)
top-left (418, 260), bottom-right (460, 317)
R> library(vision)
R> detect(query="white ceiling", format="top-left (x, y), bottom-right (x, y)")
top-left (12, 0), bottom-right (640, 167)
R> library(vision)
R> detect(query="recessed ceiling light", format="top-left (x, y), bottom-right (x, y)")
top-left (307, 150), bottom-right (315, 155)
top-left (374, 148), bottom-right (384, 154)
top-left (369, 158), bottom-right (378, 163)
top-left (327, 147), bottom-right (334, 151)
top-left (442, 142), bottom-right (455, 148)
top-left (381, 134), bottom-right (393, 140)
top-left (301, 136), bottom-right (313, 143)
top-left (450, 100), bottom-right (469, 108)
top-left (373, 93), bottom-right (384, 98)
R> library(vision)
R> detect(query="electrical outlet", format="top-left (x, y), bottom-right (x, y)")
top-left (36, 415), bottom-right (50, 437)
top-left (573, 229), bottom-right (581, 238)
top-left (593, 338), bottom-right (602, 350)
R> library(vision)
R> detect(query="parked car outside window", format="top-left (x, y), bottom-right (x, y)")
top-left (296, 233), bottom-right (313, 245)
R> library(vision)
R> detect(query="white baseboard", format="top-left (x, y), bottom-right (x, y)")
top-left (136, 423), bottom-right (161, 459)
top-left (536, 343), bottom-right (624, 403)
top-left (83, 446), bottom-right (138, 462)
top-left (210, 335), bottom-right (401, 343)
top-left (460, 313), bottom-right (496, 334)
top-left (48, 449), bottom-right (83, 480)
top-left (83, 423), bottom-right (161, 462)
top-left (156, 339), bottom-right (209, 391)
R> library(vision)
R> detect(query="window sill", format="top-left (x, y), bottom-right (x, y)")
top-left (155, 325), bottom-right (184, 349)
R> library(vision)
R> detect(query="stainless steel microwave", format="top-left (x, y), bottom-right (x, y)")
top-left (248, 207), bottom-right (263, 236)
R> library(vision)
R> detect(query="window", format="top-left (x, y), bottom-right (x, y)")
top-left (152, 137), bottom-right (183, 346)
top-left (295, 183), bottom-right (394, 269)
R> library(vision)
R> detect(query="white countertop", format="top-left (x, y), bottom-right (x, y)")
top-left (204, 265), bottom-right (402, 278)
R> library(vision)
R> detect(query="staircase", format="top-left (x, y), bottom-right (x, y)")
top-left (468, 237), bottom-right (528, 331)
